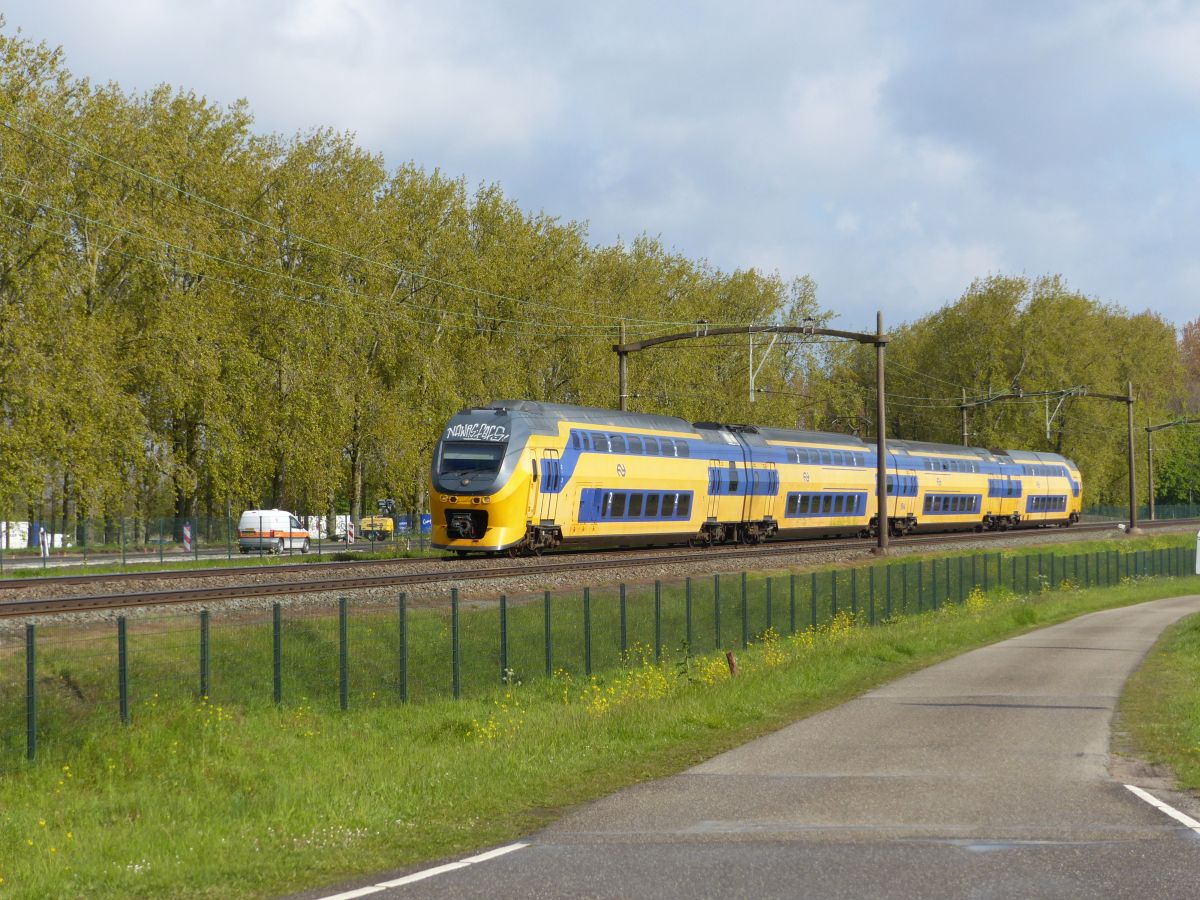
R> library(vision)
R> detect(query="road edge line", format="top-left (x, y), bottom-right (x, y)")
top-left (316, 843), bottom-right (528, 899)
top-left (1124, 784), bottom-right (1200, 833)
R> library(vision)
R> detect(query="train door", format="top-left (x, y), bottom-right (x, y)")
top-left (538, 449), bottom-right (561, 523)
top-left (707, 459), bottom-right (721, 520)
top-left (759, 462), bottom-right (778, 520)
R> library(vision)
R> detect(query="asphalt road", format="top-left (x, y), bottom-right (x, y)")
top-left (314, 594), bottom-right (1200, 899)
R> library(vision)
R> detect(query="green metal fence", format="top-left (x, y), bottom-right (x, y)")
top-left (2, 543), bottom-right (1197, 762)
top-left (1083, 503), bottom-right (1200, 522)
top-left (0, 515), bottom-right (435, 576)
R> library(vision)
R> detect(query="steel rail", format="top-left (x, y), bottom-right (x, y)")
top-left (3, 518), bottom-right (1192, 619)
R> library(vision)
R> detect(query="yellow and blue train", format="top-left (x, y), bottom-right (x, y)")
top-left (431, 401), bottom-right (1082, 555)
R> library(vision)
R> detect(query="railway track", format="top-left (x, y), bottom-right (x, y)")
top-left (2, 519), bottom-right (1194, 618)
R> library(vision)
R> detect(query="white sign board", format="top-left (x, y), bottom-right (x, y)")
top-left (0, 521), bottom-right (30, 549)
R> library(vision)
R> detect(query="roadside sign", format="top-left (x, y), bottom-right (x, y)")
top-left (182, 523), bottom-right (193, 554)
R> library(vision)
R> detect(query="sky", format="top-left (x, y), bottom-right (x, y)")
top-left (4, 0), bottom-right (1199, 332)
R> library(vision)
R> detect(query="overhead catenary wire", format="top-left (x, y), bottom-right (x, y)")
top-left (0, 205), bottom-right (633, 341)
top-left (0, 110), bottom-right (780, 333)
top-left (0, 189), bottom-right (688, 339)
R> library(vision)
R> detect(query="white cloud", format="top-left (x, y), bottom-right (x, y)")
top-left (4, 0), bottom-right (1199, 328)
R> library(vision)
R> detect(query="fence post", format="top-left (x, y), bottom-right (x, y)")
top-left (810, 571), bottom-right (817, 629)
top-left (686, 577), bottom-right (694, 649)
top-left (399, 593), bottom-right (408, 702)
top-left (200, 609), bottom-right (210, 699)
top-left (917, 561), bottom-right (924, 612)
top-left (932, 562), bottom-right (939, 610)
top-left (544, 590), bottom-right (553, 677)
top-left (886, 565), bottom-right (893, 620)
top-left (118, 616), bottom-right (129, 725)
top-left (902, 562), bottom-right (909, 613)
top-left (740, 572), bottom-right (749, 649)
top-left (619, 583), bottom-right (628, 656)
top-left (584, 587), bottom-right (592, 676)
top-left (451, 588), bottom-right (460, 699)
top-left (339, 597), bottom-right (349, 710)
top-left (789, 573), bottom-right (797, 635)
top-left (831, 570), bottom-right (838, 618)
top-left (850, 568), bottom-right (858, 616)
top-left (869, 567), bottom-right (876, 626)
top-left (272, 603), bottom-right (282, 704)
top-left (158, 518), bottom-right (164, 565)
top-left (120, 518), bottom-right (126, 569)
top-left (25, 623), bottom-right (36, 761)
top-left (766, 577), bottom-right (773, 631)
top-left (715, 575), bottom-right (722, 649)
top-left (654, 580), bottom-right (663, 662)
top-left (499, 594), bottom-right (508, 683)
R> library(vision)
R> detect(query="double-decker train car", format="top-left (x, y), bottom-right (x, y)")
top-left (431, 401), bottom-right (1082, 555)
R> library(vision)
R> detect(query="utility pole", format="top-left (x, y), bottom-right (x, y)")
top-left (874, 311), bottom-right (889, 555)
top-left (961, 388), bottom-right (968, 446)
top-left (1144, 416), bottom-right (1200, 522)
top-left (1127, 381), bottom-right (1138, 533)
top-left (617, 320), bottom-right (628, 412)
top-left (1147, 417), bottom-right (1154, 522)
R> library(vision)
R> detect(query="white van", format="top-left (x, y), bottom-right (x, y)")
top-left (237, 509), bottom-right (310, 554)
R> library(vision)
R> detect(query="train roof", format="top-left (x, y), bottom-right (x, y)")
top-left (485, 400), bottom-right (695, 433)
top-left (479, 401), bottom-right (1076, 466)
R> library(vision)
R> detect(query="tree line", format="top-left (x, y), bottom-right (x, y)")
top-left (1, 27), bottom-right (1196, 540)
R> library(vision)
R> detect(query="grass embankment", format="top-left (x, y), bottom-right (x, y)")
top-left (0, 539), bottom-right (1196, 898)
top-left (1118, 609), bottom-right (1200, 790)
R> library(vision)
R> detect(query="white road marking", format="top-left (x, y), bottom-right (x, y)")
top-left (1125, 784), bottom-right (1200, 834)
top-left (316, 843), bottom-right (528, 899)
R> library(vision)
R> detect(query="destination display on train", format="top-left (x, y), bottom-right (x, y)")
top-left (444, 423), bottom-right (509, 442)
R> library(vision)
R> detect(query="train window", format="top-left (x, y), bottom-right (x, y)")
top-left (571, 432), bottom-right (581, 450)
top-left (603, 492), bottom-right (614, 518)
top-left (834, 495), bottom-right (846, 515)
top-left (611, 435), bottom-right (626, 453)
top-left (645, 494), bottom-right (660, 517)
top-left (662, 494), bottom-right (677, 517)
top-left (677, 494), bottom-right (691, 517)
top-left (728, 461), bottom-right (739, 493)
top-left (611, 492), bottom-right (627, 518)
top-left (440, 442), bottom-right (507, 477)
top-left (786, 495), bottom-right (796, 516)
top-left (628, 493), bottom-right (643, 517)
top-left (628, 436), bottom-right (643, 454)
top-left (644, 437), bottom-right (659, 455)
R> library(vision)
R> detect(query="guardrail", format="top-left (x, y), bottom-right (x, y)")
top-left (2, 543), bottom-right (1196, 761)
